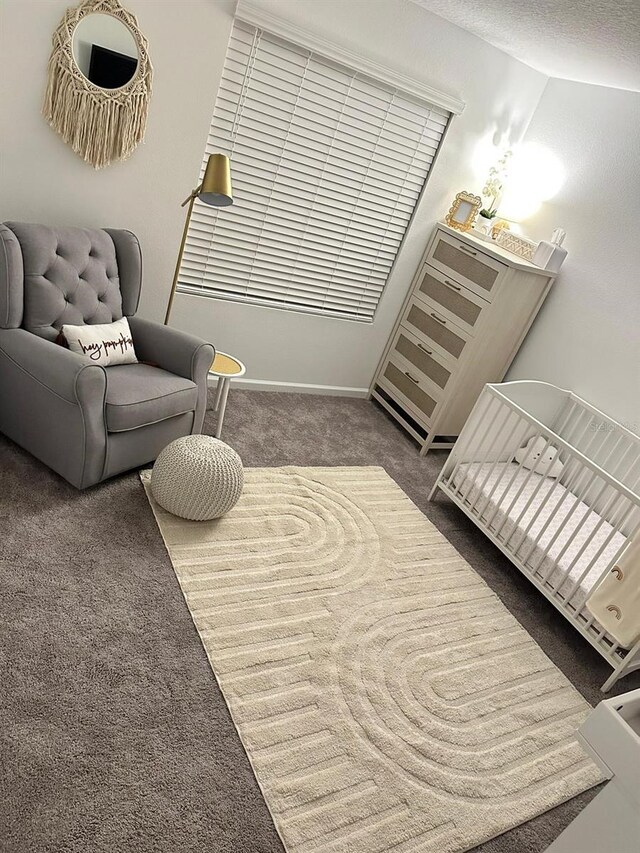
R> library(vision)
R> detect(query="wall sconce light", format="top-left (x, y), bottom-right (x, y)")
top-left (499, 142), bottom-right (565, 223)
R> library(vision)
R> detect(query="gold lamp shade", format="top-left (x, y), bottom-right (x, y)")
top-left (199, 153), bottom-right (233, 207)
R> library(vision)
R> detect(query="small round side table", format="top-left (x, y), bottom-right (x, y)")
top-left (209, 351), bottom-right (246, 438)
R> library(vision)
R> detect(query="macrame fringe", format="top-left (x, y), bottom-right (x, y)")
top-left (42, 0), bottom-right (152, 169)
top-left (44, 57), bottom-right (148, 169)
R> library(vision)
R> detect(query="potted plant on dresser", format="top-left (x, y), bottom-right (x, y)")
top-left (474, 206), bottom-right (497, 237)
top-left (474, 149), bottom-right (511, 238)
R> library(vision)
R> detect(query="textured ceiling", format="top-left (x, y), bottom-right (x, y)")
top-left (409, 0), bottom-right (640, 91)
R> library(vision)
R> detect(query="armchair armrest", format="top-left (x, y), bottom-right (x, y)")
top-left (0, 328), bottom-right (105, 403)
top-left (128, 316), bottom-right (214, 381)
top-left (0, 329), bottom-right (108, 488)
top-left (128, 316), bottom-right (214, 435)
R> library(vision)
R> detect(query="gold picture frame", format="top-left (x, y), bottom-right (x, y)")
top-left (445, 191), bottom-right (482, 232)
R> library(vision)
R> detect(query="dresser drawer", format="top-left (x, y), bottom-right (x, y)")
top-left (427, 231), bottom-right (505, 299)
top-left (415, 265), bottom-right (486, 335)
top-left (378, 355), bottom-right (440, 427)
top-left (391, 325), bottom-right (454, 395)
top-left (402, 298), bottom-right (470, 363)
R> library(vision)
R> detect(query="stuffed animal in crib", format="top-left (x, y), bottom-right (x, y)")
top-left (515, 435), bottom-right (564, 478)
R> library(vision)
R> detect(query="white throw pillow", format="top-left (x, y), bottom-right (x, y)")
top-left (62, 317), bottom-right (138, 366)
top-left (515, 435), bottom-right (564, 478)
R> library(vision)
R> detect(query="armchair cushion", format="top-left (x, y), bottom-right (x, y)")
top-left (4, 222), bottom-right (124, 340)
top-left (105, 363), bottom-right (198, 432)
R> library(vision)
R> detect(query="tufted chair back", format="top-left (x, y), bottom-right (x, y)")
top-left (0, 222), bottom-right (142, 340)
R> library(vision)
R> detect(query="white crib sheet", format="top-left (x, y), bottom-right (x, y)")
top-left (452, 462), bottom-right (627, 612)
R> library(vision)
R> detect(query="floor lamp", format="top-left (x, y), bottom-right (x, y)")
top-left (164, 153), bottom-right (233, 325)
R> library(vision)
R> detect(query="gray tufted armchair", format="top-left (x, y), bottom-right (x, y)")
top-left (0, 222), bottom-right (215, 488)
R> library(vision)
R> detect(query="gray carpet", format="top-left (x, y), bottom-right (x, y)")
top-left (1, 389), bottom-right (637, 853)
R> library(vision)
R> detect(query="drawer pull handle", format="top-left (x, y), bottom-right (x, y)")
top-left (430, 312), bottom-right (446, 325)
top-left (405, 371), bottom-right (420, 384)
top-left (418, 343), bottom-right (433, 355)
top-left (458, 244), bottom-right (477, 256)
top-left (444, 279), bottom-right (461, 291)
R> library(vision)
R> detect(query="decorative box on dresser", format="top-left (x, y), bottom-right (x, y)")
top-left (370, 223), bottom-right (557, 454)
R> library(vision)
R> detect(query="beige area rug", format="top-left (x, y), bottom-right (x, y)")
top-left (141, 466), bottom-right (601, 853)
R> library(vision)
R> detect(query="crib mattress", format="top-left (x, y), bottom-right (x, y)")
top-left (451, 462), bottom-right (627, 612)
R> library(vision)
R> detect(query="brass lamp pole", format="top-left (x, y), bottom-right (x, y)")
top-left (164, 153), bottom-right (233, 325)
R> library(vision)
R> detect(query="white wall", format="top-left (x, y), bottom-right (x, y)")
top-left (507, 79), bottom-right (640, 430)
top-left (0, 0), bottom-right (236, 321)
top-left (0, 0), bottom-right (547, 392)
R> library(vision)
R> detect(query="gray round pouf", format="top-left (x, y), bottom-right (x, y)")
top-left (151, 435), bottom-right (244, 520)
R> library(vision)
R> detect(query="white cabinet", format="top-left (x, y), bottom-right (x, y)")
top-left (546, 688), bottom-right (640, 853)
top-left (370, 223), bottom-right (556, 454)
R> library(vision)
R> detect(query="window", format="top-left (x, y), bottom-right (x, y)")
top-left (178, 20), bottom-right (451, 322)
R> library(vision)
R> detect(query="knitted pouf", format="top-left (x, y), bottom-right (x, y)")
top-left (150, 435), bottom-right (244, 520)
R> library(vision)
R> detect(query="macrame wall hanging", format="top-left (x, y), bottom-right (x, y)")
top-left (43, 0), bottom-right (153, 169)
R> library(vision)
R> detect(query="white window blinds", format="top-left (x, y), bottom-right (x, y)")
top-left (178, 20), bottom-right (451, 322)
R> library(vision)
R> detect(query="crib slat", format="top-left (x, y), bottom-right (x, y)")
top-left (518, 456), bottom-right (586, 560)
top-left (500, 446), bottom-right (567, 553)
top-left (546, 476), bottom-right (619, 582)
top-left (457, 399), bottom-right (509, 506)
top-left (449, 394), bottom-right (502, 502)
top-left (554, 399), bottom-right (580, 438)
top-left (596, 432), bottom-right (627, 474)
top-left (465, 407), bottom-right (517, 517)
top-left (458, 404), bottom-right (520, 512)
top-left (443, 390), bottom-right (495, 495)
top-left (491, 435), bottom-right (558, 541)
top-left (482, 430), bottom-right (545, 531)
top-left (564, 407), bottom-right (595, 448)
top-left (558, 501), bottom-right (638, 606)
top-left (518, 435), bottom-right (628, 568)
top-left (536, 467), bottom-right (603, 583)
top-left (610, 442), bottom-right (640, 482)
top-left (474, 413), bottom-right (527, 518)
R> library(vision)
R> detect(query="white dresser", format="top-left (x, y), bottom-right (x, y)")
top-left (370, 223), bottom-right (557, 454)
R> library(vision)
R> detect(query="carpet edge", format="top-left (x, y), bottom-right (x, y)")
top-left (139, 470), bottom-right (293, 853)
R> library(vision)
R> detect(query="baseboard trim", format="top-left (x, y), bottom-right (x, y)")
top-left (207, 376), bottom-right (369, 398)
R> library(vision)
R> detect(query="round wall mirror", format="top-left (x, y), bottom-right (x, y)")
top-left (44, 0), bottom-right (152, 168)
top-left (72, 13), bottom-right (139, 89)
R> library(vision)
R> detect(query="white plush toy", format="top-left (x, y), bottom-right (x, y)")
top-left (515, 435), bottom-right (564, 478)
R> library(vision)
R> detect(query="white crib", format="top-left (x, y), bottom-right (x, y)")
top-left (430, 380), bottom-right (640, 692)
